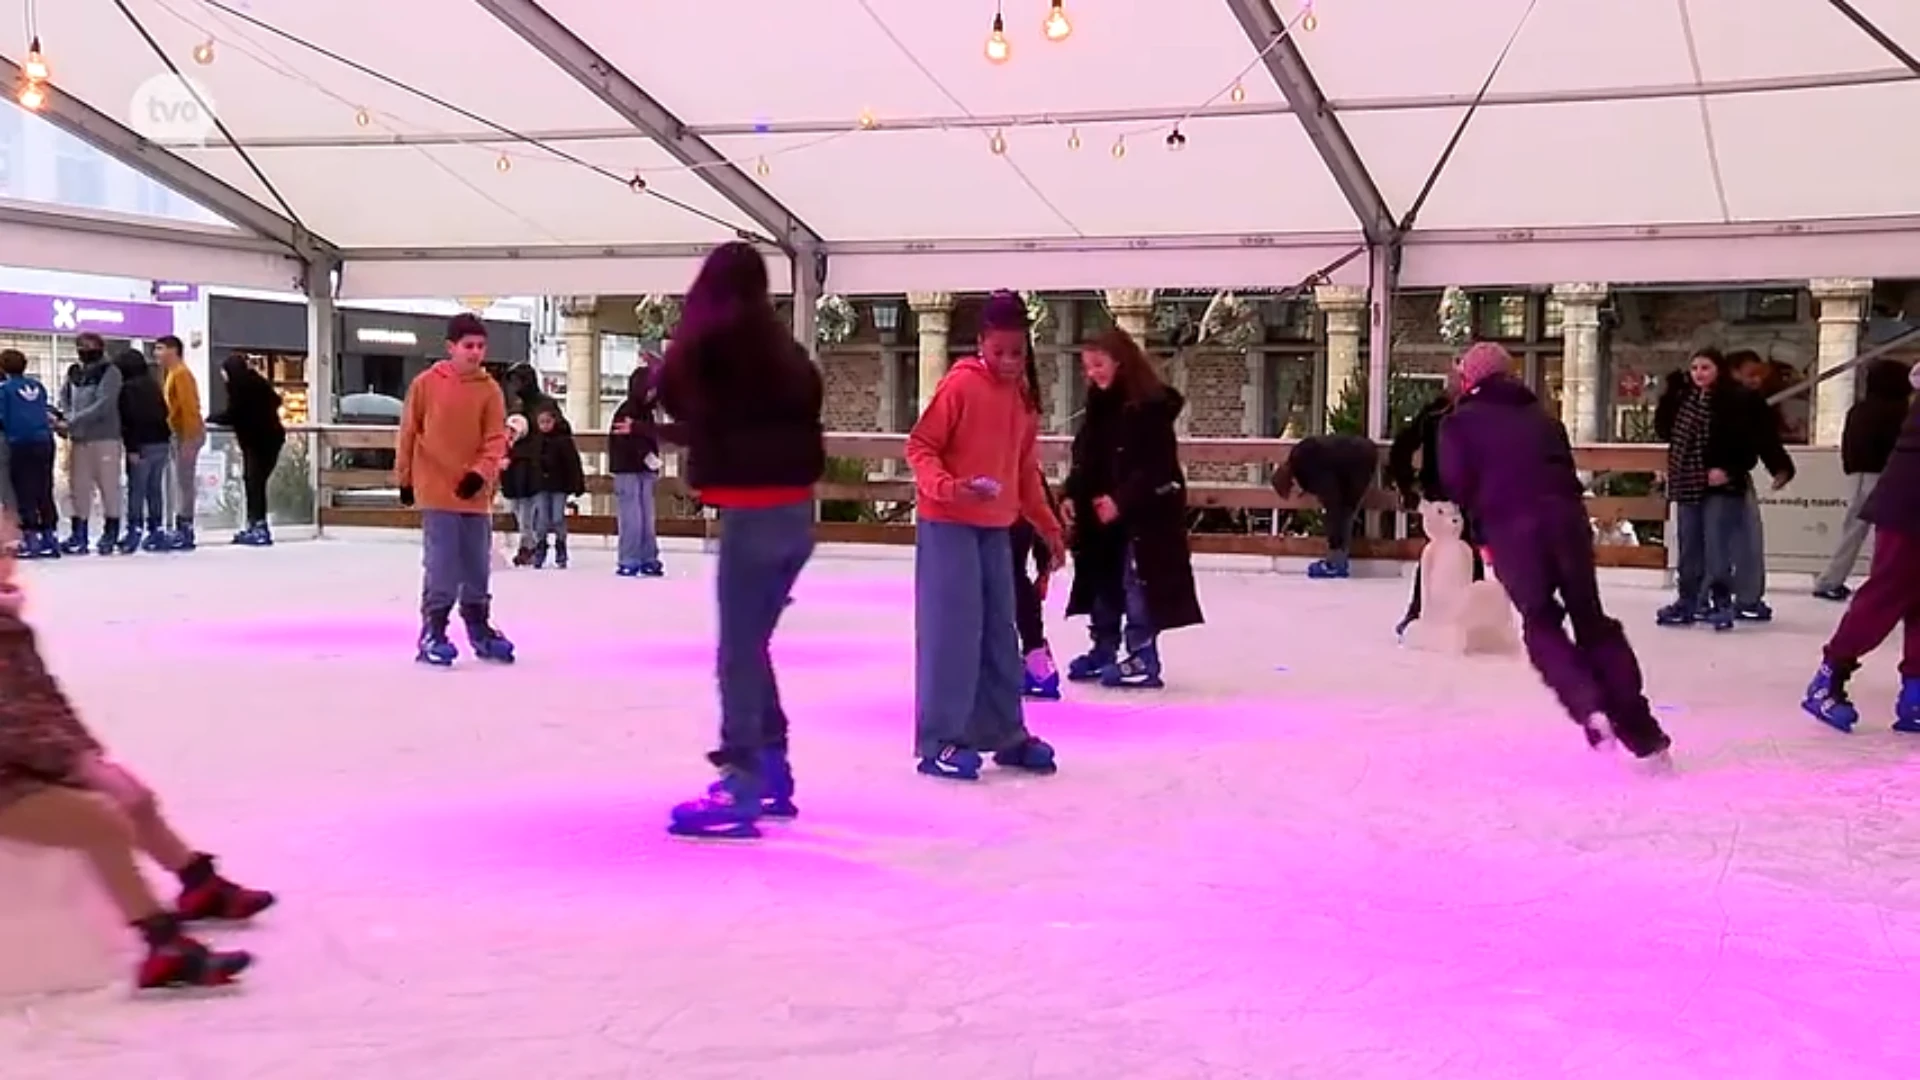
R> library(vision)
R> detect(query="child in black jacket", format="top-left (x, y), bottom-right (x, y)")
top-left (521, 403), bottom-right (585, 569)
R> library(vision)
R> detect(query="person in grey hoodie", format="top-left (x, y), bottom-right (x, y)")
top-left (57, 332), bottom-right (125, 555)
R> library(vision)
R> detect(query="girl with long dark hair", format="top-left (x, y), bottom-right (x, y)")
top-left (657, 243), bottom-right (825, 839)
top-left (1060, 329), bottom-right (1203, 688)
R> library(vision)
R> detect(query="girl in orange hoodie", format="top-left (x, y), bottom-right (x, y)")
top-left (905, 292), bottom-right (1066, 780)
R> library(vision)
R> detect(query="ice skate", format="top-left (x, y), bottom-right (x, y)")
top-left (116, 520), bottom-right (142, 555)
top-left (707, 749), bottom-right (798, 818)
top-left (416, 612), bottom-right (458, 667)
top-left (1654, 600), bottom-right (1697, 627)
top-left (1894, 677), bottom-right (1920, 734)
top-left (1803, 662), bottom-right (1858, 733)
top-left (917, 744), bottom-right (983, 781)
top-left (1306, 557), bottom-right (1350, 579)
top-left (462, 603), bottom-right (516, 664)
top-left (136, 932), bottom-right (252, 992)
top-left (59, 520), bottom-right (90, 556)
top-left (175, 858), bottom-right (276, 924)
top-left (991, 737), bottom-right (1059, 775)
top-left (669, 768), bottom-right (763, 839)
top-left (1100, 644), bottom-right (1164, 689)
top-left (1581, 713), bottom-right (1617, 750)
top-left (1022, 647), bottom-right (1061, 700)
top-left (1066, 646), bottom-right (1116, 683)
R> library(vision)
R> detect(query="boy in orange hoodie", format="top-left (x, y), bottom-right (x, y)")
top-left (396, 314), bottom-right (514, 666)
top-left (905, 291), bottom-right (1066, 780)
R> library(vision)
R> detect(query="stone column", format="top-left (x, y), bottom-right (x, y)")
top-left (908, 292), bottom-right (953, 414)
top-left (1104, 289), bottom-right (1155, 342)
top-left (1314, 285), bottom-right (1367, 426)
top-left (1810, 279), bottom-right (1873, 448)
top-left (558, 296), bottom-right (600, 429)
top-left (1551, 283), bottom-right (1608, 445)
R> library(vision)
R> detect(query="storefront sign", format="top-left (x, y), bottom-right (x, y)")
top-left (355, 327), bottom-right (419, 346)
top-left (0, 290), bottom-right (176, 338)
top-left (151, 281), bottom-right (200, 303)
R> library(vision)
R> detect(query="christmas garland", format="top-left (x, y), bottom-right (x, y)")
top-left (634, 295), bottom-right (682, 344)
top-left (815, 294), bottom-right (857, 346)
top-left (1199, 290), bottom-right (1262, 350)
top-left (1438, 286), bottom-right (1473, 347)
top-left (1021, 292), bottom-right (1053, 337)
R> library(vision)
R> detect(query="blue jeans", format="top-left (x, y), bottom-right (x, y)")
top-left (1089, 540), bottom-right (1157, 655)
top-left (524, 491), bottom-right (568, 544)
top-left (713, 501), bottom-right (815, 769)
top-left (125, 443), bottom-right (169, 528)
top-left (1734, 485), bottom-right (1766, 606)
top-left (1673, 493), bottom-right (1746, 608)
top-left (420, 510), bottom-right (493, 621)
top-left (614, 473), bottom-right (659, 566)
top-left (510, 497), bottom-right (536, 549)
top-left (914, 520), bottom-right (1030, 758)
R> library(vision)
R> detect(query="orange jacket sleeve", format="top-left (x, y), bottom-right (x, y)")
top-left (906, 372), bottom-right (964, 505)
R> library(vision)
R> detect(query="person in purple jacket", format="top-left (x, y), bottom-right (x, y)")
top-left (1438, 343), bottom-right (1673, 767)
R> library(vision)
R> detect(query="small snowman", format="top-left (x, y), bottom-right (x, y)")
top-left (1405, 501), bottom-right (1519, 656)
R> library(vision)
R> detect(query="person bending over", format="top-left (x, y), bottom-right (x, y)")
top-left (1271, 432), bottom-right (1380, 579)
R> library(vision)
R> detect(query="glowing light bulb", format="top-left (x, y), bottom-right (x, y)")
top-left (1111, 135), bottom-right (1126, 160)
top-left (1043, 1), bottom-right (1071, 42)
top-left (858, 109), bottom-right (877, 130)
top-left (755, 156), bottom-right (771, 178)
top-left (984, 13), bottom-right (1010, 64)
top-left (495, 154), bottom-right (511, 173)
top-left (1166, 128), bottom-right (1187, 152)
top-left (1230, 82), bottom-right (1247, 104)
top-left (354, 107), bottom-right (371, 127)
top-left (192, 38), bottom-right (216, 65)
top-left (989, 129), bottom-right (1007, 155)
top-left (1301, 3), bottom-right (1318, 31)
top-left (17, 81), bottom-right (46, 112)
top-left (23, 37), bottom-right (49, 82)
top-left (1066, 128), bottom-right (1081, 151)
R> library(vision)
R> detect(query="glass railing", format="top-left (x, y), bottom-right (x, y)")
top-left (43, 427), bottom-right (319, 536)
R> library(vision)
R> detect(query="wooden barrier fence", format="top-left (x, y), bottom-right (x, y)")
top-left (314, 427), bottom-right (1671, 569)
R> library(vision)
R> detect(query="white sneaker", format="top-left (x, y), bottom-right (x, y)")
top-left (1582, 713), bottom-right (1618, 751)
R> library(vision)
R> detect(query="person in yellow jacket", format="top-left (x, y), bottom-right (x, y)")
top-left (156, 335), bottom-right (203, 550)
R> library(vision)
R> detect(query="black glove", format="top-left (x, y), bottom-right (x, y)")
top-left (398, 485), bottom-right (415, 508)
top-left (454, 472), bottom-right (485, 500)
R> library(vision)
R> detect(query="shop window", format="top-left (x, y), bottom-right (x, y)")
top-left (1542, 294), bottom-right (1566, 338)
top-left (1472, 293), bottom-right (1530, 341)
top-left (1720, 289), bottom-right (1800, 324)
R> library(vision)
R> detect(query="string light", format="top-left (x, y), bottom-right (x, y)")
top-left (1302, 1), bottom-right (1318, 31)
top-left (989, 129), bottom-right (1007, 155)
top-left (858, 108), bottom-right (877, 130)
top-left (627, 173), bottom-right (648, 192)
top-left (354, 107), bottom-right (371, 127)
top-left (1230, 82), bottom-right (1247, 104)
top-left (1043, 0), bottom-right (1072, 42)
top-left (192, 38), bottom-right (216, 65)
top-left (1165, 128), bottom-right (1187, 151)
top-left (494, 153), bottom-right (511, 173)
top-left (16, 81), bottom-right (46, 111)
top-left (984, 11), bottom-right (1010, 64)
top-left (1110, 134), bottom-right (1126, 159)
top-left (755, 156), bottom-right (771, 178)
top-left (1066, 128), bottom-right (1081, 151)
top-left (22, 37), bottom-right (48, 82)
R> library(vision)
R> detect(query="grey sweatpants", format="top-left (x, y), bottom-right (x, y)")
top-left (421, 509), bottom-right (493, 624)
top-left (68, 439), bottom-right (124, 520)
top-left (169, 433), bottom-right (204, 525)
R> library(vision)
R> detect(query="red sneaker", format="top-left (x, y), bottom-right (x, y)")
top-left (177, 876), bottom-right (277, 923)
top-left (137, 934), bottom-right (252, 990)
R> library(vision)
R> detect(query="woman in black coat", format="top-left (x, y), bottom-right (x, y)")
top-left (1653, 347), bottom-right (1794, 629)
top-left (206, 354), bottom-right (285, 546)
top-left (1060, 328), bottom-right (1202, 689)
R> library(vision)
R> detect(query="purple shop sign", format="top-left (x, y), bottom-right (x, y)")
top-left (0, 290), bottom-right (177, 338)
top-left (151, 281), bottom-right (200, 303)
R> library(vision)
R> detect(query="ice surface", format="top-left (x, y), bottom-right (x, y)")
top-left (3, 539), bottom-right (1919, 1080)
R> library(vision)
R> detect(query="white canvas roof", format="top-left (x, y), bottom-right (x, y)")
top-left (2, 0), bottom-right (1917, 296)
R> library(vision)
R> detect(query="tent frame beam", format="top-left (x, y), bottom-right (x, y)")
top-left (1219, 0), bottom-right (1397, 246)
top-left (0, 56), bottom-right (336, 264)
top-left (0, 201), bottom-right (300, 254)
top-left (473, 0), bottom-right (824, 255)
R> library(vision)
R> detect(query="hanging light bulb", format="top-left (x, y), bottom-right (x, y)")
top-left (1301, 2), bottom-right (1318, 31)
top-left (192, 38), bottom-right (216, 65)
top-left (1230, 81), bottom-right (1247, 104)
top-left (1043, 0), bottom-right (1072, 42)
top-left (22, 37), bottom-right (49, 82)
top-left (354, 107), bottom-right (371, 127)
top-left (627, 173), bottom-right (648, 193)
top-left (984, 12), bottom-right (1011, 64)
top-left (16, 81), bottom-right (46, 112)
top-left (1066, 128), bottom-right (1081, 151)
top-left (495, 153), bottom-right (511, 173)
top-left (989, 129), bottom-right (1007, 155)
top-left (1110, 134), bottom-right (1126, 160)
top-left (1166, 128), bottom-right (1187, 152)
top-left (755, 156), bottom-right (771, 178)
top-left (858, 108), bottom-right (877, 130)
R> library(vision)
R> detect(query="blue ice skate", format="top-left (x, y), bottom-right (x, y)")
top-left (233, 522), bottom-right (273, 546)
top-left (1735, 601), bottom-right (1773, 623)
top-left (670, 769), bottom-right (763, 839)
top-left (708, 750), bottom-right (798, 818)
top-left (1100, 644), bottom-right (1164, 689)
top-left (992, 737), bottom-right (1059, 775)
top-left (1702, 603), bottom-right (1737, 632)
top-left (1802, 662), bottom-right (1858, 732)
top-left (415, 631), bottom-right (458, 667)
top-left (1065, 646), bottom-right (1116, 683)
top-left (1022, 648), bottom-right (1061, 700)
top-left (917, 744), bottom-right (983, 781)
top-left (1655, 600), bottom-right (1697, 627)
top-left (641, 561), bottom-right (666, 578)
top-left (170, 520), bottom-right (196, 551)
top-left (615, 564), bottom-right (641, 577)
top-left (464, 613), bottom-right (515, 664)
top-left (1895, 678), bottom-right (1920, 734)
top-left (1306, 557), bottom-right (1350, 579)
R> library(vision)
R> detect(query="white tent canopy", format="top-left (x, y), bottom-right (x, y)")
top-left (3, 0), bottom-right (1917, 297)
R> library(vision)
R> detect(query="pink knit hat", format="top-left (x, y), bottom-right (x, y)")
top-left (1456, 341), bottom-right (1515, 389)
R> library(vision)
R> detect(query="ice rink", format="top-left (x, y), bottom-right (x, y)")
top-left (4, 538), bottom-right (1918, 1080)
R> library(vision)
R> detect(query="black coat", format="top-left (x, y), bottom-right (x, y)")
top-left (114, 353), bottom-right (171, 449)
top-left (1842, 360), bottom-right (1912, 475)
top-left (209, 362), bottom-right (284, 451)
top-left (1653, 375), bottom-right (1795, 493)
top-left (656, 324), bottom-right (824, 491)
top-left (1387, 395), bottom-right (1453, 506)
top-left (608, 365), bottom-right (662, 475)
top-left (1440, 375), bottom-right (1588, 537)
top-left (1062, 385), bottom-right (1203, 633)
top-left (1863, 392), bottom-right (1920, 535)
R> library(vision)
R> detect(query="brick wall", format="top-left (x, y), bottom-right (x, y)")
top-left (820, 352), bottom-right (880, 432)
